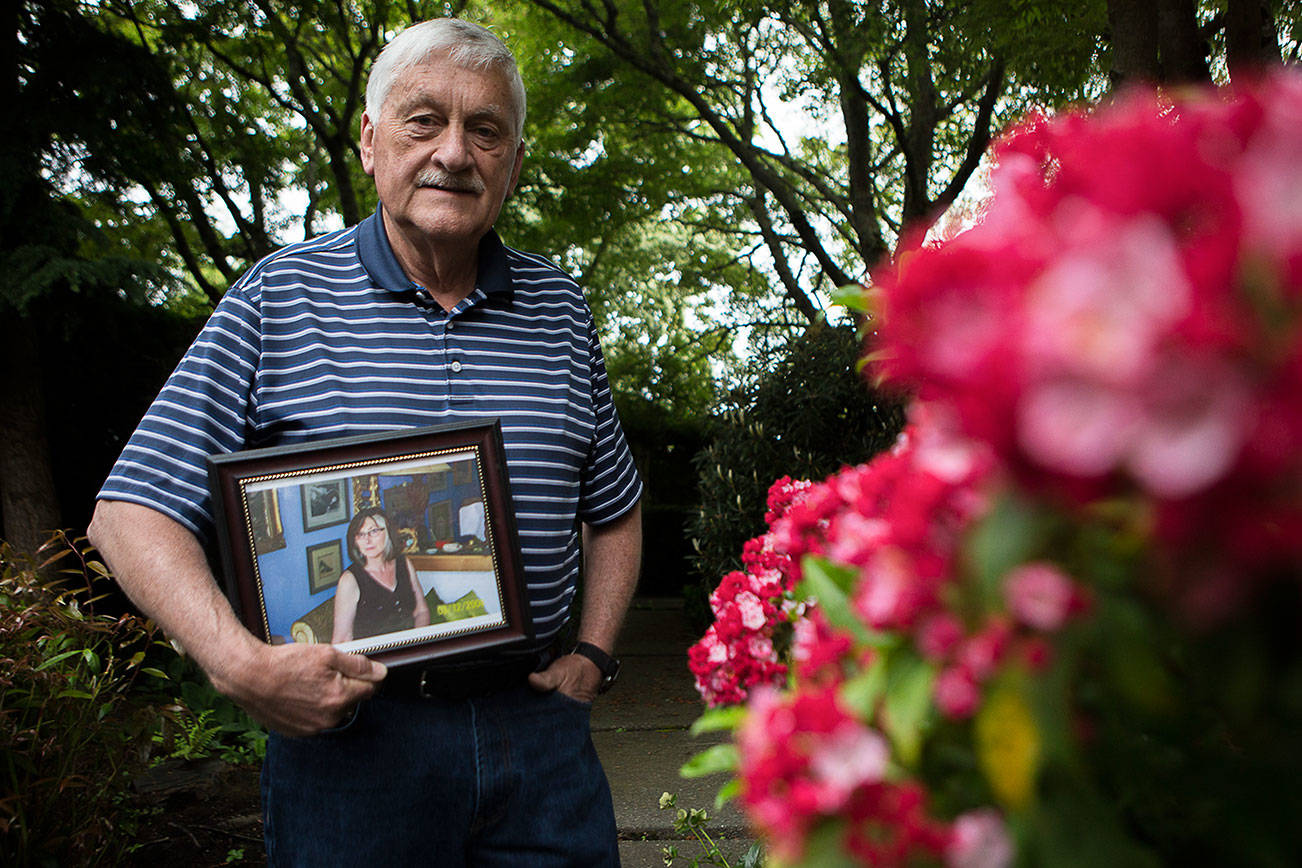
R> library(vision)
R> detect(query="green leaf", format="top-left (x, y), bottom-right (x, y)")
top-left (35, 649), bottom-right (84, 671)
top-left (690, 705), bottom-right (747, 736)
top-left (830, 283), bottom-right (870, 312)
top-left (58, 689), bottom-right (96, 701)
top-left (714, 777), bottom-right (740, 810)
top-left (965, 491), bottom-right (1046, 609)
top-left (881, 651), bottom-right (936, 767)
top-left (838, 654), bottom-right (888, 717)
top-left (82, 649), bottom-right (103, 673)
top-left (800, 820), bottom-right (860, 868)
top-left (680, 743), bottom-right (740, 779)
top-left (799, 557), bottom-right (897, 649)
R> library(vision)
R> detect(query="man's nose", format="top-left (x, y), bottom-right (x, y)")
top-left (432, 124), bottom-right (474, 174)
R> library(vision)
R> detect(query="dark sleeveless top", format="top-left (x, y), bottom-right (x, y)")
top-left (349, 556), bottom-right (419, 640)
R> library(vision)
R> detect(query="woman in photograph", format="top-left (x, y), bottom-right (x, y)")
top-left (332, 507), bottom-right (432, 643)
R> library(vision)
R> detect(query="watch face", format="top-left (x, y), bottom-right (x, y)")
top-left (599, 661), bottom-right (619, 693)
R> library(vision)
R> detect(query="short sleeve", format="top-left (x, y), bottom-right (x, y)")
top-left (96, 285), bottom-right (262, 541)
top-left (577, 320), bottom-right (643, 525)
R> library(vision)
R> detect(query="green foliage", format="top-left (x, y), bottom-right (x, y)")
top-left (680, 743), bottom-right (740, 781)
top-left (493, 2), bottom-right (762, 414)
top-left (7, 0), bottom-right (196, 314)
top-left (161, 708), bottom-right (222, 761)
top-left (150, 655), bottom-right (267, 765)
top-left (956, 0), bottom-right (1110, 105)
top-left (0, 533), bottom-right (164, 866)
top-left (688, 326), bottom-right (904, 624)
top-left (521, 0), bottom-right (1111, 323)
top-left (0, 532), bottom-right (269, 865)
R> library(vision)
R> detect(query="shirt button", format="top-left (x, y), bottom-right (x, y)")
top-left (450, 361), bottom-right (463, 373)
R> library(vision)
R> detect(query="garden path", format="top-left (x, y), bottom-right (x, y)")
top-left (600, 597), bottom-right (753, 867)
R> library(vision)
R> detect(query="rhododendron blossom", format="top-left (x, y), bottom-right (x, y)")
top-left (875, 71), bottom-right (1302, 613)
top-left (738, 687), bottom-right (948, 865)
top-left (688, 477), bottom-right (814, 706)
top-left (1004, 563), bottom-right (1078, 632)
top-left (688, 73), bottom-right (1302, 867)
top-left (947, 809), bottom-right (1014, 868)
top-left (934, 665), bottom-right (982, 720)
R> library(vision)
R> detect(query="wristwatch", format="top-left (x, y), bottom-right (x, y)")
top-left (572, 641), bottom-right (621, 694)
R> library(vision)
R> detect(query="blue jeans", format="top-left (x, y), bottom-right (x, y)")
top-left (261, 686), bottom-right (620, 867)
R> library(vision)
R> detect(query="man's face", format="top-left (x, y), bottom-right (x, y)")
top-left (360, 52), bottom-right (523, 250)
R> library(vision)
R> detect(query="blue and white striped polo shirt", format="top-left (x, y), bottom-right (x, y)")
top-left (99, 209), bottom-right (643, 644)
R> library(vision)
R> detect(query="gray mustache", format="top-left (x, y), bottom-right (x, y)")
top-left (416, 169), bottom-right (485, 194)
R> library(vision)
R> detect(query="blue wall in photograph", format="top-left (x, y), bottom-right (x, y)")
top-left (257, 483), bottom-right (354, 642)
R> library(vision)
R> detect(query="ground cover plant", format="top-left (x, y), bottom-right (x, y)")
top-left (0, 532), bottom-right (267, 865)
top-left (0, 533), bottom-right (163, 864)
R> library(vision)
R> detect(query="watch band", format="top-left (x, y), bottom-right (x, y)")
top-left (572, 641), bottom-right (621, 693)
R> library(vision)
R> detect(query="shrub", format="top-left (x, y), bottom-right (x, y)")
top-left (0, 532), bottom-right (163, 866)
top-left (683, 73), bottom-right (1302, 866)
top-left (688, 325), bottom-right (903, 624)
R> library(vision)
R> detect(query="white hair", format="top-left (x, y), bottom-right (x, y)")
top-left (366, 18), bottom-right (526, 140)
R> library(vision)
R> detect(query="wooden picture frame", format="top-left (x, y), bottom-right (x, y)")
top-left (207, 419), bottom-right (532, 668)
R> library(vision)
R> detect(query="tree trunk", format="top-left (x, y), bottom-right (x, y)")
top-left (1108, 0), bottom-right (1161, 86)
top-left (1158, 0), bottom-right (1210, 83)
top-left (1226, 0), bottom-right (1280, 78)
top-left (0, 318), bottom-right (60, 552)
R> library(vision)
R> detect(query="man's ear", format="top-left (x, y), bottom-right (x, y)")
top-left (506, 140), bottom-right (525, 197)
top-left (359, 111), bottom-right (376, 176)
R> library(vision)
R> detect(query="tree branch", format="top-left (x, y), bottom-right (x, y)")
top-left (749, 193), bottom-right (824, 323)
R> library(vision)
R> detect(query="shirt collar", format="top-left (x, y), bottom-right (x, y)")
top-left (356, 207), bottom-right (514, 303)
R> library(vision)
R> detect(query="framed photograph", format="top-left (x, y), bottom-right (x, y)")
top-left (301, 478), bottom-right (348, 531)
top-left (306, 539), bottom-right (344, 594)
top-left (207, 419), bottom-right (532, 668)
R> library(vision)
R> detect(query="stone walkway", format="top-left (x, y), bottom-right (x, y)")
top-left (597, 598), bottom-right (754, 867)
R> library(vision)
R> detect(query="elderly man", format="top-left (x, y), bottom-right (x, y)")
top-left (89, 18), bottom-right (641, 866)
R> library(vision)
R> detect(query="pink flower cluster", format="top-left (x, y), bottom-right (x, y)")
top-left (767, 407), bottom-right (1083, 723)
top-left (715, 408), bottom-right (1068, 861)
top-left (688, 477), bottom-right (811, 706)
top-left (738, 686), bottom-right (950, 866)
top-left (875, 73), bottom-right (1302, 616)
top-left (697, 73), bottom-right (1302, 867)
top-left (770, 404), bottom-right (994, 635)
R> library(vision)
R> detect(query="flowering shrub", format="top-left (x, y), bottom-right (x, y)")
top-left (686, 71), bottom-right (1302, 866)
top-left (688, 477), bottom-right (809, 706)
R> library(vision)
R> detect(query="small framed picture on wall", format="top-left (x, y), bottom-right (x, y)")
top-left (306, 539), bottom-right (344, 594)
top-left (301, 478), bottom-right (348, 531)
